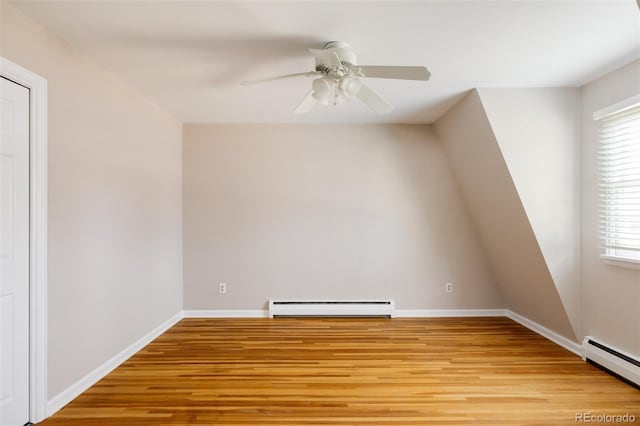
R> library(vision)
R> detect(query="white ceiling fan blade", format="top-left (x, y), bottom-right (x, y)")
top-left (241, 71), bottom-right (322, 86)
top-left (356, 82), bottom-right (393, 114)
top-left (293, 90), bottom-right (317, 114)
top-left (358, 66), bottom-right (431, 81)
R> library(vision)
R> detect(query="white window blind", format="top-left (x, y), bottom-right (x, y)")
top-left (596, 100), bottom-right (640, 263)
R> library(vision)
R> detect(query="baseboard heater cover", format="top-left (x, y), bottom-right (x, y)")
top-left (268, 300), bottom-right (395, 318)
top-left (582, 337), bottom-right (640, 387)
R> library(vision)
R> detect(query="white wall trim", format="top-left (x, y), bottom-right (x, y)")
top-left (593, 93), bottom-right (640, 120)
top-left (601, 255), bottom-right (640, 270)
top-left (1, 57), bottom-right (49, 424)
top-left (183, 310), bottom-right (269, 318)
top-left (182, 309), bottom-right (506, 318)
top-left (395, 309), bottom-right (506, 318)
top-left (506, 310), bottom-right (582, 356)
top-left (46, 311), bottom-right (183, 417)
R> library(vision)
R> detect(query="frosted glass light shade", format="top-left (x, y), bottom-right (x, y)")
top-left (312, 77), bottom-right (332, 105)
top-left (340, 77), bottom-right (362, 99)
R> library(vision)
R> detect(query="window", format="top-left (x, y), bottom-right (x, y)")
top-left (595, 95), bottom-right (640, 264)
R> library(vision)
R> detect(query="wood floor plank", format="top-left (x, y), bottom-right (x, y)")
top-left (40, 317), bottom-right (640, 425)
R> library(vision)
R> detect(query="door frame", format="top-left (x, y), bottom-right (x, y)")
top-left (1, 57), bottom-right (48, 423)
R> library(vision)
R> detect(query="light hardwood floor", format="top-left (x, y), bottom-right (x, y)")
top-left (41, 317), bottom-right (640, 425)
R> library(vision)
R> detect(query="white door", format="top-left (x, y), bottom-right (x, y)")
top-left (0, 77), bottom-right (30, 426)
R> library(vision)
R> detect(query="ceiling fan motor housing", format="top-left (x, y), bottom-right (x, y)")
top-left (315, 41), bottom-right (358, 69)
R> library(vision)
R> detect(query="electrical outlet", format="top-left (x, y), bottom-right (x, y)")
top-left (445, 282), bottom-right (453, 293)
top-left (218, 282), bottom-right (227, 294)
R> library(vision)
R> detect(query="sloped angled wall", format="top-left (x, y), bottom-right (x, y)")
top-left (478, 88), bottom-right (581, 339)
top-left (434, 90), bottom-right (576, 340)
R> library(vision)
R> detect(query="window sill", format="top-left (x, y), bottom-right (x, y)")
top-left (601, 255), bottom-right (640, 270)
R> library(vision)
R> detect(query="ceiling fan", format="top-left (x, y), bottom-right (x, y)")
top-left (241, 41), bottom-right (431, 115)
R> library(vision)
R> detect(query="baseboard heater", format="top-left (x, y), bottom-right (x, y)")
top-left (268, 300), bottom-right (395, 318)
top-left (582, 337), bottom-right (640, 387)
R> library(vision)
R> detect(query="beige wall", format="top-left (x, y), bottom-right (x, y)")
top-left (478, 88), bottom-right (582, 338)
top-left (580, 60), bottom-right (640, 355)
top-left (434, 90), bottom-right (576, 340)
top-left (183, 124), bottom-right (503, 311)
top-left (1, 3), bottom-right (183, 398)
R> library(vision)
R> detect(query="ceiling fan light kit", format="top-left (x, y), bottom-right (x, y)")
top-left (241, 41), bottom-right (431, 115)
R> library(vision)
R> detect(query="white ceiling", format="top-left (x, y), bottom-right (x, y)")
top-left (13, 0), bottom-right (640, 124)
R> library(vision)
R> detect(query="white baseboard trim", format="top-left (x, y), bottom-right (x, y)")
top-left (395, 309), bottom-right (506, 318)
top-left (505, 310), bottom-right (581, 357)
top-left (183, 310), bottom-right (268, 318)
top-left (46, 311), bottom-right (184, 417)
top-left (182, 309), bottom-right (505, 318)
